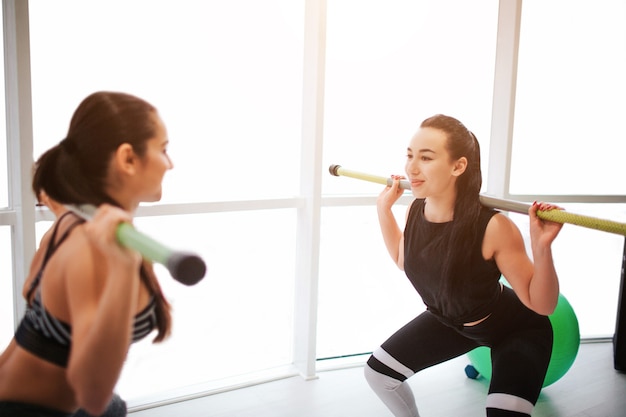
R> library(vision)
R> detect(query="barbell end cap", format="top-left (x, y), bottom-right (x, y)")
top-left (167, 252), bottom-right (207, 286)
top-left (328, 164), bottom-right (341, 176)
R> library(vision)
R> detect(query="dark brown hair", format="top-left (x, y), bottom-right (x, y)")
top-left (32, 91), bottom-right (172, 342)
top-left (420, 114), bottom-right (483, 300)
top-left (33, 91), bottom-right (157, 206)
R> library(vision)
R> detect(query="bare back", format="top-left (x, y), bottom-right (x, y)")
top-left (0, 212), bottom-right (153, 412)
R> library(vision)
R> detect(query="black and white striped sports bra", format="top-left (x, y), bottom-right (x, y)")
top-left (14, 211), bottom-right (157, 368)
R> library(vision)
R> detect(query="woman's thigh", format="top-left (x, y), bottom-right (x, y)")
top-left (377, 311), bottom-right (479, 373)
top-left (489, 316), bottom-right (553, 403)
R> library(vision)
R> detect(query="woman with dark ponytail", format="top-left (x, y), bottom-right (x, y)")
top-left (0, 91), bottom-right (174, 417)
top-left (365, 114), bottom-right (563, 416)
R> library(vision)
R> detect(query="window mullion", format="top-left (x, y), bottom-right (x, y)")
top-left (3, 0), bottom-right (37, 327)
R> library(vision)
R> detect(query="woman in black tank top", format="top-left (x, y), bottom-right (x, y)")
top-left (0, 92), bottom-right (174, 417)
top-left (365, 114), bottom-right (564, 417)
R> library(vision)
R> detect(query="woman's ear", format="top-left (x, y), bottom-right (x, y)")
top-left (452, 156), bottom-right (468, 177)
top-left (113, 143), bottom-right (137, 175)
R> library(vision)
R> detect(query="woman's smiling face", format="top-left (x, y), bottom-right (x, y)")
top-left (405, 127), bottom-right (463, 199)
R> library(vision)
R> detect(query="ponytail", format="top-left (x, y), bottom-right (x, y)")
top-left (420, 115), bottom-right (483, 305)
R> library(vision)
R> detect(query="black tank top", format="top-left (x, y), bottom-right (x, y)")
top-left (403, 198), bottom-right (502, 326)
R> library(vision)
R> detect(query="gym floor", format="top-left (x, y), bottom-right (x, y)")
top-left (128, 340), bottom-right (625, 416)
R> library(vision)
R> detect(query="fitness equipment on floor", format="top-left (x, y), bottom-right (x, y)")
top-left (465, 291), bottom-right (580, 387)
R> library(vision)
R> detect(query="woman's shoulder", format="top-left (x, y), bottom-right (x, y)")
top-left (25, 214), bottom-right (89, 291)
top-left (405, 198), bottom-right (424, 217)
top-left (484, 211), bottom-right (519, 234)
top-left (46, 217), bottom-right (99, 284)
top-left (483, 211), bottom-right (525, 253)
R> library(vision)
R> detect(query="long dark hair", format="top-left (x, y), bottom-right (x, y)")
top-left (32, 91), bottom-right (172, 342)
top-left (420, 114), bottom-right (483, 300)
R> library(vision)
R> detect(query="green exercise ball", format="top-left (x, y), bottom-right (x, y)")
top-left (466, 292), bottom-right (580, 388)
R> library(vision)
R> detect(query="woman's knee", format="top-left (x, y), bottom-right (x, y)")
top-left (364, 361), bottom-right (403, 391)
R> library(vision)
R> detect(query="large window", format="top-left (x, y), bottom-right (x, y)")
top-left (318, 0), bottom-right (500, 358)
top-left (322, 0), bottom-right (499, 194)
top-left (110, 212), bottom-right (297, 399)
top-left (317, 206), bottom-right (420, 360)
top-left (512, 0), bottom-right (626, 196)
top-left (28, 0), bottom-right (304, 404)
top-left (511, 0), bottom-right (626, 336)
top-left (29, 0), bottom-right (304, 203)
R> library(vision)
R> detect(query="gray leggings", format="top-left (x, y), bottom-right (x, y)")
top-left (365, 286), bottom-right (553, 417)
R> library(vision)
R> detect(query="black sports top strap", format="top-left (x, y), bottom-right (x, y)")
top-left (25, 211), bottom-right (85, 302)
